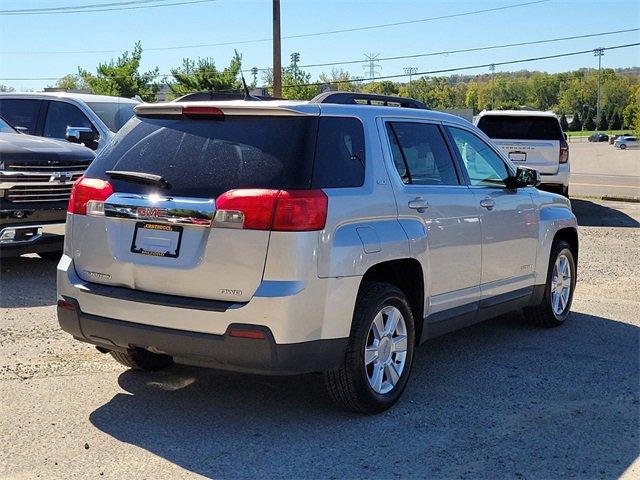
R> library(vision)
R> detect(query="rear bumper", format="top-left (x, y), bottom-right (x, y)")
top-left (0, 223), bottom-right (65, 257)
top-left (58, 297), bottom-right (348, 375)
top-left (539, 163), bottom-right (570, 188)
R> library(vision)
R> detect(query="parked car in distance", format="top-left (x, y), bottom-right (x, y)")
top-left (588, 132), bottom-right (609, 142)
top-left (613, 136), bottom-right (639, 149)
top-left (57, 92), bottom-right (578, 413)
top-left (0, 92), bottom-right (140, 153)
top-left (0, 115), bottom-right (94, 258)
top-left (475, 110), bottom-right (570, 197)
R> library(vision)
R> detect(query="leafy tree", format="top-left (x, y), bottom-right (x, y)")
top-left (167, 51), bottom-right (242, 97)
top-left (53, 74), bottom-right (89, 91)
top-left (559, 113), bottom-right (569, 131)
top-left (0, 84), bottom-right (14, 92)
top-left (262, 53), bottom-right (317, 100)
top-left (609, 109), bottom-right (622, 130)
top-left (568, 112), bottom-right (581, 131)
top-left (361, 80), bottom-right (399, 96)
top-left (318, 68), bottom-right (358, 92)
top-left (79, 42), bottom-right (159, 101)
top-left (583, 108), bottom-right (596, 130)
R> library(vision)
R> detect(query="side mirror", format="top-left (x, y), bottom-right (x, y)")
top-left (510, 166), bottom-right (541, 188)
top-left (65, 126), bottom-right (96, 144)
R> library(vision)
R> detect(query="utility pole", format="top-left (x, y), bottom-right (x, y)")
top-left (272, 0), bottom-right (282, 97)
top-left (489, 64), bottom-right (496, 109)
top-left (363, 53), bottom-right (381, 80)
top-left (594, 47), bottom-right (604, 124)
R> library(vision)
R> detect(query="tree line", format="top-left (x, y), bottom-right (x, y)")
top-left (9, 42), bottom-right (638, 133)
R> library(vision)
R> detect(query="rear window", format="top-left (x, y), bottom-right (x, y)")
top-left (0, 99), bottom-right (41, 134)
top-left (86, 115), bottom-right (365, 198)
top-left (477, 115), bottom-right (564, 141)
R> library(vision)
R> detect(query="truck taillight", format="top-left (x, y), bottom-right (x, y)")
top-left (559, 140), bottom-right (569, 164)
top-left (214, 189), bottom-right (328, 231)
top-left (67, 177), bottom-right (114, 215)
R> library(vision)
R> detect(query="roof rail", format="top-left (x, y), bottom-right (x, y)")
top-left (175, 91), bottom-right (280, 102)
top-left (310, 91), bottom-right (427, 109)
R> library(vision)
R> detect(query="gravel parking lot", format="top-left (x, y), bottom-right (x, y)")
top-left (1, 199), bottom-right (638, 480)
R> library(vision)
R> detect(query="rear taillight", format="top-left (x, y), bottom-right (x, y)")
top-left (214, 189), bottom-right (327, 231)
top-left (67, 177), bottom-right (114, 215)
top-left (559, 140), bottom-right (569, 164)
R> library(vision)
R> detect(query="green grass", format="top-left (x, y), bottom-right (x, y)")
top-left (566, 129), bottom-right (632, 138)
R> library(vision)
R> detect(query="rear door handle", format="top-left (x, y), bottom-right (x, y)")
top-left (480, 198), bottom-right (495, 210)
top-left (408, 198), bottom-right (429, 212)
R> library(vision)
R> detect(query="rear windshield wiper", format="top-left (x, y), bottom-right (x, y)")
top-left (106, 170), bottom-right (171, 189)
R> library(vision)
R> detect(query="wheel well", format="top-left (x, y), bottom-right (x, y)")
top-left (554, 227), bottom-right (579, 264)
top-left (360, 259), bottom-right (425, 342)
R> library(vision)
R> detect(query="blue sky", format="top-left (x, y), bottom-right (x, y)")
top-left (1, 0), bottom-right (639, 91)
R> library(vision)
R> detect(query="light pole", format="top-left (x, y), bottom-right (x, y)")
top-left (594, 47), bottom-right (604, 125)
top-left (404, 67), bottom-right (417, 95)
top-left (490, 64), bottom-right (496, 109)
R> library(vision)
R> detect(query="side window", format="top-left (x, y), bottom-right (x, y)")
top-left (43, 101), bottom-right (96, 140)
top-left (0, 99), bottom-right (41, 134)
top-left (448, 127), bottom-right (510, 187)
top-left (386, 122), bottom-right (459, 186)
top-left (312, 117), bottom-right (365, 188)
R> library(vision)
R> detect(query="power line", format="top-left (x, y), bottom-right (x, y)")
top-left (2, 42), bottom-right (637, 83)
top-left (2, 0), bottom-right (551, 52)
top-left (276, 42), bottom-right (640, 89)
top-left (0, 0), bottom-right (217, 16)
top-left (0, 0), bottom-right (174, 14)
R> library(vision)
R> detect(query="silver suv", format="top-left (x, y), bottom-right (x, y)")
top-left (57, 93), bottom-right (578, 413)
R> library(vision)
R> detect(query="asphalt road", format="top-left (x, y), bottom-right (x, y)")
top-left (569, 142), bottom-right (640, 199)
top-left (1, 199), bottom-right (639, 480)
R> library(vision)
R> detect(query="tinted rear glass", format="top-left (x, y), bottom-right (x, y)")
top-left (477, 115), bottom-right (563, 141)
top-left (0, 99), bottom-right (41, 134)
top-left (86, 115), bottom-right (365, 198)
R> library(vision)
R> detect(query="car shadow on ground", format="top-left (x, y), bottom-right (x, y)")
top-left (571, 198), bottom-right (640, 228)
top-left (0, 255), bottom-right (57, 308)
top-left (90, 311), bottom-right (639, 479)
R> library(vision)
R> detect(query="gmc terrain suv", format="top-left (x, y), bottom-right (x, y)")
top-left (0, 115), bottom-right (94, 258)
top-left (475, 110), bottom-right (570, 197)
top-left (57, 93), bottom-right (578, 413)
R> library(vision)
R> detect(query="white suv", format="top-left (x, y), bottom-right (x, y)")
top-left (57, 93), bottom-right (578, 413)
top-left (475, 110), bottom-right (570, 197)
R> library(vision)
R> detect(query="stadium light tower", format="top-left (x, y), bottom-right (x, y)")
top-left (594, 47), bottom-right (604, 124)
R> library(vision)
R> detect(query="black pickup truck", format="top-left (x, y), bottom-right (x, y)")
top-left (0, 116), bottom-right (94, 259)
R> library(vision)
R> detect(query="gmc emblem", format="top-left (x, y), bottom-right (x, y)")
top-left (136, 207), bottom-right (167, 218)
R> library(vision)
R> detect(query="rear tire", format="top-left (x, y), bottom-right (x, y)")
top-left (523, 240), bottom-right (576, 328)
top-left (562, 185), bottom-right (569, 198)
top-left (620, 143), bottom-right (627, 150)
top-left (324, 281), bottom-right (415, 414)
top-left (110, 349), bottom-right (173, 371)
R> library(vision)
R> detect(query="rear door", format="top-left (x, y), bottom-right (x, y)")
top-left (0, 99), bottom-right (46, 135)
top-left (72, 112), bottom-right (319, 303)
top-left (476, 115), bottom-right (563, 174)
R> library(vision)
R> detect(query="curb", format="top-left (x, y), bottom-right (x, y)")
top-left (601, 195), bottom-right (640, 204)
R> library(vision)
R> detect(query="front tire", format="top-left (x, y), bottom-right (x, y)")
top-left (523, 240), bottom-right (576, 327)
top-left (110, 349), bottom-right (173, 371)
top-left (324, 281), bottom-right (415, 414)
top-left (620, 143), bottom-right (627, 150)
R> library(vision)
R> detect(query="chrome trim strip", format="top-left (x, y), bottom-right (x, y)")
top-left (103, 193), bottom-right (215, 226)
top-left (0, 223), bottom-right (65, 244)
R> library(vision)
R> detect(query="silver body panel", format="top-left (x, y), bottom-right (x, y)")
top-left (58, 102), bottom-right (578, 345)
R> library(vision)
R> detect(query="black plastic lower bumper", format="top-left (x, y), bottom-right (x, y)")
top-left (58, 298), bottom-right (348, 375)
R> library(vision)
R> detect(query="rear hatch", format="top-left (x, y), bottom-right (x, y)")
top-left (71, 105), bottom-right (321, 303)
top-left (476, 115), bottom-right (566, 174)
